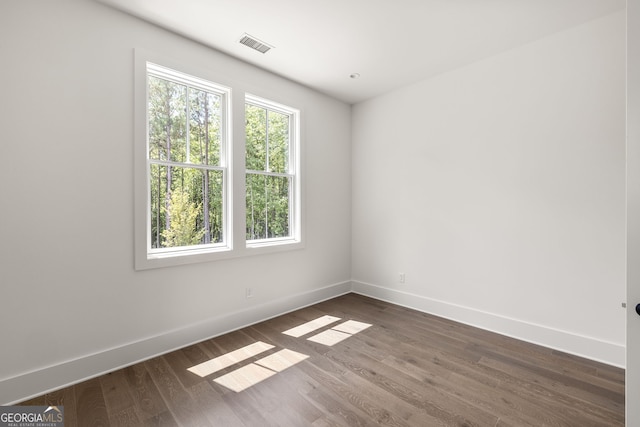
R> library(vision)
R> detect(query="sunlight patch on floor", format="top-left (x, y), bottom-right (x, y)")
top-left (187, 341), bottom-right (274, 377)
top-left (192, 314), bottom-right (372, 393)
top-left (212, 349), bottom-right (310, 392)
top-left (332, 320), bottom-right (372, 335)
top-left (213, 363), bottom-right (277, 393)
top-left (255, 349), bottom-right (310, 372)
top-left (307, 329), bottom-right (352, 346)
top-left (282, 315), bottom-right (341, 338)
top-left (307, 319), bottom-right (372, 346)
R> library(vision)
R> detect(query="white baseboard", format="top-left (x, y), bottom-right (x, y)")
top-left (1, 279), bottom-right (624, 405)
top-left (0, 281), bottom-right (351, 405)
top-left (351, 280), bottom-right (625, 369)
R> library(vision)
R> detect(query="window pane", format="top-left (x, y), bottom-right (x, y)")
top-left (266, 175), bottom-right (290, 238)
top-left (150, 164), bottom-right (223, 248)
top-left (189, 89), bottom-right (221, 166)
top-left (246, 173), bottom-right (266, 240)
top-left (268, 111), bottom-right (289, 173)
top-left (148, 76), bottom-right (187, 162)
top-left (246, 173), bottom-right (290, 240)
top-left (246, 104), bottom-right (267, 171)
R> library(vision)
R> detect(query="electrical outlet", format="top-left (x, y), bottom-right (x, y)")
top-left (399, 273), bottom-right (405, 284)
top-left (246, 287), bottom-right (254, 298)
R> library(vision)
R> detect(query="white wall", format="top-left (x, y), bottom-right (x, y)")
top-left (352, 11), bottom-right (626, 366)
top-left (627, 0), bottom-right (640, 423)
top-left (0, 0), bottom-right (626, 405)
top-left (0, 0), bottom-right (351, 403)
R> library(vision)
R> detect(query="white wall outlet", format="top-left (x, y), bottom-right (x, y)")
top-left (246, 287), bottom-right (254, 298)
top-left (399, 273), bottom-right (405, 284)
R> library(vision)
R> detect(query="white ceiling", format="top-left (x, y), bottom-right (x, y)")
top-left (97, 0), bottom-right (625, 104)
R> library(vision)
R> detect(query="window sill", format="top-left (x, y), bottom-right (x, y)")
top-left (135, 239), bottom-right (304, 270)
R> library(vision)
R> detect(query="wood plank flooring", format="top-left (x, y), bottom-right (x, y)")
top-left (20, 293), bottom-right (625, 426)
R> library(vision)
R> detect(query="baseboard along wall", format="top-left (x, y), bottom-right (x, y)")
top-left (0, 281), bottom-right (352, 405)
top-left (0, 279), bottom-right (625, 405)
top-left (351, 280), bottom-right (625, 369)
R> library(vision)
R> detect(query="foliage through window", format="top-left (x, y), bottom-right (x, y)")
top-left (136, 53), bottom-right (302, 269)
top-left (147, 64), bottom-right (229, 252)
top-left (245, 97), bottom-right (298, 243)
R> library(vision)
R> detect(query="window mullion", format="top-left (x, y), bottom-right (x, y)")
top-left (264, 174), bottom-right (268, 239)
top-left (149, 159), bottom-right (224, 172)
top-left (245, 170), bottom-right (292, 178)
top-left (265, 109), bottom-right (270, 173)
top-left (185, 87), bottom-right (190, 163)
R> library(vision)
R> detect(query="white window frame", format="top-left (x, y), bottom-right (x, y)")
top-left (134, 50), bottom-right (304, 270)
top-left (134, 51), bottom-right (233, 270)
top-left (245, 94), bottom-right (301, 249)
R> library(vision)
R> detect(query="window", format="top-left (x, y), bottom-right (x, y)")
top-left (134, 51), bottom-right (302, 269)
top-left (245, 96), bottom-right (300, 246)
top-left (141, 62), bottom-right (231, 266)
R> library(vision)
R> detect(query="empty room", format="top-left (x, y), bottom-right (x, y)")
top-left (1, 0), bottom-right (639, 425)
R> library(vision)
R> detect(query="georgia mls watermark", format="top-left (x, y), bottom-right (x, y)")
top-left (0, 406), bottom-right (63, 427)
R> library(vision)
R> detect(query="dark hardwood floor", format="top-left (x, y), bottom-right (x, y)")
top-left (20, 293), bottom-right (624, 426)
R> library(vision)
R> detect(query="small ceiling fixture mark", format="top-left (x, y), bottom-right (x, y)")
top-left (239, 33), bottom-right (273, 54)
top-left (350, 73), bottom-right (361, 79)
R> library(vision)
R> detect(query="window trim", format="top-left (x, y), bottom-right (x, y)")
top-left (134, 49), bottom-right (304, 270)
top-left (146, 62), bottom-right (231, 257)
top-left (245, 94), bottom-right (301, 248)
top-left (135, 50), bottom-right (234, 270)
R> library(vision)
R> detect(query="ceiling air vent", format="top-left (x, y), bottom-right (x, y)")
top-left (239, 34), bottom-right (273, 54)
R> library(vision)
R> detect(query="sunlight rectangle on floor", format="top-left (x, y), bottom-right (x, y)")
top-left (213, 363), bottom-right (277, 393)
top-left (331, 320), bottom-right (371, 335)
top-left (307, 329), bottom-right (352, 346)
top-left (255, 349), bottom-right (309, 372)
top-left (187, 341), bottom-right (275, 377)
top-left (282, 315), bottom-right (341, 338)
